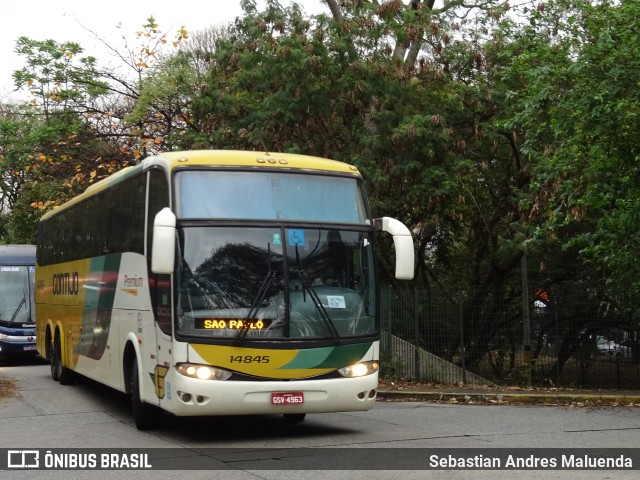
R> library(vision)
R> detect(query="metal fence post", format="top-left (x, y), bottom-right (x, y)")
top-left (459, 301), bottom-right (467, 385)
top-left (521, 255), bottom-right (532, 387)
top-left (385, 285), bottom-right (393, 379)
top-left (414, 287), bottom-right (420, 381)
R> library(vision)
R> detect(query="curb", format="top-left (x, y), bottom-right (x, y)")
top-left (376, 390), bottom-right (640, 406)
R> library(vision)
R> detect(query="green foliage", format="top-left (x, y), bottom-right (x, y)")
top-left (0, 111), bottom-right (36, 211)
top-left (2, 21), bottom-right (187, 240)
top-left (2, 0), bottom-right (638, 329)
top-left (0, 214), bottom-right (8, 239)
top-left (495, 0), bottom-right (640, 310)
top-left (12, 37), bottom-right (106, 115)
top-left (166, 0), bottom-right (531, 292)
top-left (3, 180), bottom-right (65, 243)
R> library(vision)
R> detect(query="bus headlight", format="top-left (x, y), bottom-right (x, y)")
top-left (338, 361), bottom-right (379, 378)
top-left (176, 363), bottom-right (232, 381)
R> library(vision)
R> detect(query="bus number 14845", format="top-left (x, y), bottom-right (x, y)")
top-left (230, 355), bottom-right (270, 364)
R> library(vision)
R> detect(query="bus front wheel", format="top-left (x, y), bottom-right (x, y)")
top-left (130, 357), bottom-right (160, 430)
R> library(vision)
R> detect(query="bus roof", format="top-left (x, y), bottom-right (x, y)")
top-left (0, 244), bottom-right (36, 265)
top-left (39, 150), bottom-right (362, 221)
top-left (153, 150), bottom-right (361, 175)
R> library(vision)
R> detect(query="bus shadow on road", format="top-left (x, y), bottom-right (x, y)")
top-left (0, 354), bottom-right (48, 367)
top-left (161, 413), bottom-right (359, 442)
top-left (70, 373), bottom-right (360, 442)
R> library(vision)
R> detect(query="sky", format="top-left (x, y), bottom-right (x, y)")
top-left (0, 0), bottom-right (325, 101)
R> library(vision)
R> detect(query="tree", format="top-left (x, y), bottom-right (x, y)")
top-left (122, 1), bottom-right (553, 378)
top-left (0, 99), bottom-right (83, 243)
top-left (3, 1), bottom-right (636, 380)
top-left (0, 103), bottom-right (42, 214)
top-left (1, 17), bottom-right (192, 243)
top-left (12, 38), bottom-right (106, 120)
top-left (529, 0), bottom-right (640, 310)
top-left (475, 0), bottom-right (640, 376)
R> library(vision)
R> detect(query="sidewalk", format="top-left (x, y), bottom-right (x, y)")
top-left (376, 381), bottom-right (640, 407)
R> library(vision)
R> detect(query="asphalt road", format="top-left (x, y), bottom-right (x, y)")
top-left (1, 357), bottom-right (639, 479)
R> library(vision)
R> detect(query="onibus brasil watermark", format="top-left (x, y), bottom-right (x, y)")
top-left (6, 450), bottom-right (151, 470)
top-left (3, 448), bottom-right (639, 470)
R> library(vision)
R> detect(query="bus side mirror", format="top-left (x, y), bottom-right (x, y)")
top-left (374, 217), bottom-right (415, 280)
top-left (151, 207), bottom-right (176, 274)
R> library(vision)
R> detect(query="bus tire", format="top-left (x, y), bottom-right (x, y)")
top-left (49, 338), bottom-right (59, 381)
top-left (283, 413), bottom-right (306, 424)
top-left (54, 335), bottom-right (75, 385)
top-left (130, 356), bottom-right (160, 430)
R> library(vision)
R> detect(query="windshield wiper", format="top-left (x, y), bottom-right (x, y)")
top-left (8, 291), bottom-right (27, 326)
top-left (236, 270), bottom-right (276, 342)
top-left (295, 247), bottom-right (340, 341)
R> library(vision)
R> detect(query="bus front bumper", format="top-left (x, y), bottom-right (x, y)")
top-left (161, 373), bottom-right (379, 417)
top-left (0, 339), bottom-right (37, 355)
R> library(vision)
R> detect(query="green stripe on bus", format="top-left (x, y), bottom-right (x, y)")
top-left (281, 342), bottom-right (372, 369)
top-left (87, 254), bottom-right (121, 309)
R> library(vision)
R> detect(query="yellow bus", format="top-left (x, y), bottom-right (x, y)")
top-left (35, 150), bottom-right (414, 429)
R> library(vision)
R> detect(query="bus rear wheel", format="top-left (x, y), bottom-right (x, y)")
top-left (49, 338), bottom-right (58, 381)
top-left (130, 356), bottom-right (160, 430)
top-left (53, 335), bottom-right (75, 385)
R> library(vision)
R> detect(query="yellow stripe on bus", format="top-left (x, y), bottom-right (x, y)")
top-left (191, 344), bottom-right (335, 379)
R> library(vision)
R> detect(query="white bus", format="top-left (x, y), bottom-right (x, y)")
top-left (35, 150), bottom-right (413, 429)
top-left (0, 244), bottom-right (37, 357)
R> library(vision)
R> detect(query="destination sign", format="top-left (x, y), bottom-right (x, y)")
top-left (194, 318), bottom-right (272, 330)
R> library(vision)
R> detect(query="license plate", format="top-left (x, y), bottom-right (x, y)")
top-left (23, 345), bottom-right (36, 351)
top-left (271, 392), bottom-right (304, 405)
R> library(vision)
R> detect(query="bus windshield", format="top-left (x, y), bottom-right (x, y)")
top-left (0, 265), bottom-right (35, 326)
top-left (176, 226), bottom-right (376, 340)
top-left (175, 171), bottom-right (369, 223)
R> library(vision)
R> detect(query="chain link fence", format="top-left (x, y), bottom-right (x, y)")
top-left (380, 285), bottom-right (640, 390)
